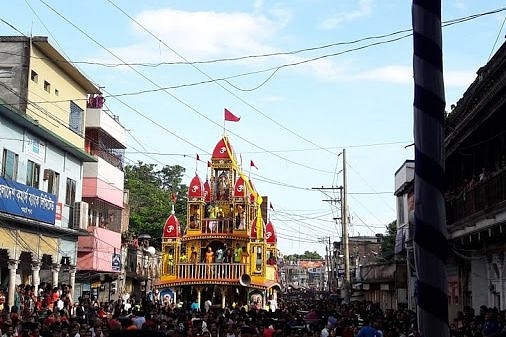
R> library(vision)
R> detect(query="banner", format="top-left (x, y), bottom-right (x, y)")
top-left (112, 253), bottom-right (121, 271)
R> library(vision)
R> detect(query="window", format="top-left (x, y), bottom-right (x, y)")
top-left (44, 80), bottom-right (51, 92)
top-left (1, 149), bottom-right (18, 180)
top-left (54, 89), bottom-right (59, 96)
top-left (31, 70), bottom-right (38, 83)
top-left (69, 101), bottom-right (83, 134)
top-left (47, 170), bottom-right (60, 197)
top-left (65, 178), bottom-right (76, 205)
top-left (397, 196), bottom-right (405, 224)
top-left (26, 160), bottom-right (41, 188)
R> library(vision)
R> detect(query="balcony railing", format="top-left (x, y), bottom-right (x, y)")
top-left (446, 168), bottom-right (506, 225)
top-left (164, 263), bottom-right (246, 282)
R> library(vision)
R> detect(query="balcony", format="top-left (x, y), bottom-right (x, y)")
top-left (83, 157), bottom-right (124, 208)
top-left (85, 108), bottom-right (126, 148)
top-left (446, 168), bottom-right (506, 227)
top-left (162, 263), bottom-right (246, 284)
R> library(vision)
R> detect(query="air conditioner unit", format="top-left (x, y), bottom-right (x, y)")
top-left (72, 201), bottom-right (89, 230)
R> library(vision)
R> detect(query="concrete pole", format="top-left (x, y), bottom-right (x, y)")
top-left (52, 263), bottom-right (61, 288)
top-left (342, 148), bottom-right (351, 303)
top-left (8, 260), bottom-right (19, 308)
top-left (32, 261), bottom-right (41, 294)
top-left (69, 266), bottom-right (77, 301)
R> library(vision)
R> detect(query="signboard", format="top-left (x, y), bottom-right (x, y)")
top-left (0, 177), bottom-right (57, 224)
top-left (112, 253), bottom-right (121, 271)
top-left (54, 202), bottom-right (62, 226)
top-left (55, 202), bottom-right (62, 221)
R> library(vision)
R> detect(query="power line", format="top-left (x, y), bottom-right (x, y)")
top-left (101, 0), bottom-right (344, 160)
top-left (33, 1), bottom-right (340, 176)
top-left (488, 13), bottom-right (506, 61)
top-left (3, 6), bottom-right (502, 70)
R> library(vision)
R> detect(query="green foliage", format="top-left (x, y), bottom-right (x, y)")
top-left (124, 161), bottom-right (188, 249)
top-left (379, 220), bottom-right (397, 261)
top-left (284, 251), bottom-right (323, 261)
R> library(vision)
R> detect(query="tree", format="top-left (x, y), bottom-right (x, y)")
top-left (379, 220), bottom-right (398, 261)
top-left (124, 161), bottom-right (188, 249)
top-left (284, 251), bottom-right (323, 261)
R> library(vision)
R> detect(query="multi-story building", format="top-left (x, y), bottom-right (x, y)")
top-left (395, 41), bottom-right (506, 318)
top-left (283, 260), bottom-right (313, 290)
top-left (394, 160), bottom-right (416, 310)
top-left (0, 36), bottom-right (100, 305)
top-left (444, 40), bottom-right (506, 315)
top-left (335, 235), bottom-right (406, 309)
top-left (75, 94), bottom-right (126, 302)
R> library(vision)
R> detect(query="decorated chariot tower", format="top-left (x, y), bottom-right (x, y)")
top-left (158, 135), bottom-right (279, 310)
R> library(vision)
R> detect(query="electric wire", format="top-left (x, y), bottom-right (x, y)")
top-left (2, 2), bottom-right (490, 244)
top-left (488, 13), bottom-right (506, 61)
top-left (36, 0), bottom-right (338, 178)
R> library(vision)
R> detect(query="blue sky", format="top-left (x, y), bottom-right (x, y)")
top-left (2, 0), bottom-right (505, 257)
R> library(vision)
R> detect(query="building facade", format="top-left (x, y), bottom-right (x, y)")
top-left (444, 40), bottom-right (506, 315)
top-left (394, 40), bottom-right (506, 319)
top-left (75, 94), bottom-right (126, 302)
top-left (0, 36), bottom-right (99, 306)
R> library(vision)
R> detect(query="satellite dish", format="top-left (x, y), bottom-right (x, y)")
top-left (146, 246), bottom-right (156, 256)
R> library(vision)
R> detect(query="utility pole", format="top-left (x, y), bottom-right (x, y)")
top-left (313, 183), bottom-right (343, 294)
top-left (341, 148), bottom-right (351, 303)
top-left (328, 236), bottom-right (333, 291)
top-left (318, 236), bottom-right (331, 292)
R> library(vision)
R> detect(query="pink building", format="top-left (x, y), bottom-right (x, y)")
top-left (75, 105), bottom-right (126, 301)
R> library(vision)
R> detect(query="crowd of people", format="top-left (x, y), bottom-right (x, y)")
top-left (0, 284), bottom-right (504, 337)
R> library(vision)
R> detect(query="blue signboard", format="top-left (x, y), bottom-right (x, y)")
top-left (0, 176), bottom-right (57, 224)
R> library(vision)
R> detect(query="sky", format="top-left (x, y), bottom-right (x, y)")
top-left (1, 0), bottom-right (505, 257)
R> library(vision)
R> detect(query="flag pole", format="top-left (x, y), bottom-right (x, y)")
top-left (412, 0), bottom-right (449, 336)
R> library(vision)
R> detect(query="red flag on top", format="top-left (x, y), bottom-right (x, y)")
top-left (171, 193), bottom-right (177, 203)
top-left (224, 108), bottom-right (240, 122)
top-left (250, 160), bottom-right (258, 170)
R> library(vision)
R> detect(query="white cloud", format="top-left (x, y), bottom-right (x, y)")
top-left (99, 8), bottom-right (286, 64)
top-left (348, 65), bottom-right (475, 87)
top-left (351, 65), bottom-right (411, 83)
top-left (319, 0), bottom-right (373, 30)
top-left (452, 0), bottom-right (468, 11)
top-left (444, 69), bottom-right (476, 87)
